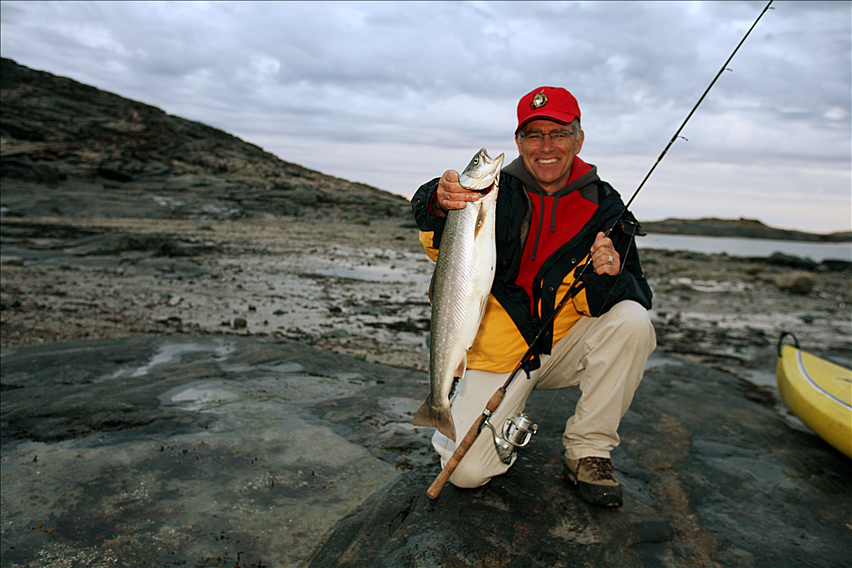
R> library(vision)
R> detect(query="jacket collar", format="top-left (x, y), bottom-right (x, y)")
top-left (502, 155), bottom-right (600, 201)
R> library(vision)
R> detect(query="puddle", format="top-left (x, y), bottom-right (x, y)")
top-left (222, 361), bottom-right (305, 374)
top-left (100, 340), bottom-right (236, 381)
top-left (167, 380), bottom-right (241, 411)
top-left (735, 368), bottom-right (778, 389)
top-left (671, 278), bottom-right (748, 293)
top-left (645, 353), bottom-right (682, 369)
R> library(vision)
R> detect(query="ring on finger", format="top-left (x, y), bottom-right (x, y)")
top-left (607, 255), bottom-right (613, 264)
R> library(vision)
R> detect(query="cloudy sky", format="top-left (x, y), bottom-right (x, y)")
top-left (1, 1), bottom-right (850, 233)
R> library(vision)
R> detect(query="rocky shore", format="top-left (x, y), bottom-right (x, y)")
top-left (2, 215), bottom-right (850, 375)
top-left (2, 215), bottom-right (851, 567)
top-left (2, 58), bottom-right (851, 567)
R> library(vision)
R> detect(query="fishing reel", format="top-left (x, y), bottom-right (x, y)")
top-left (483, 412), bottom-right (538, 464)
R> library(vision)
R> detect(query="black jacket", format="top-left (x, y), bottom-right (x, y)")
top-left (412, 160), bottom-right (652, 368)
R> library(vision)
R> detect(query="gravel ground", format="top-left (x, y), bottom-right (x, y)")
top-left (2, 215), bottom-right (850, 381)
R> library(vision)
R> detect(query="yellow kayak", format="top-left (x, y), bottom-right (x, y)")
top-left (776, 333), bottom-right (852, 459)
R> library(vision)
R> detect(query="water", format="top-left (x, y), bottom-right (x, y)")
top-left (638, 234), bottom-right (851, 262)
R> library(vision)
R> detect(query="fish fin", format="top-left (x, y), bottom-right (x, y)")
top-left (478, 295), bottom-right (489, 320)
top-left (453, 358), bottom-right (466, 382)
top-left (413, 397), bottom-right (457, 442)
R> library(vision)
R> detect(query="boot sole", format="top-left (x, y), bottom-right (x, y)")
top-left (561, 463), bottom-right (623, 508)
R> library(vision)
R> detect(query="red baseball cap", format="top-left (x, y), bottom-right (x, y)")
top-left (516, 86), bottom-right (581, 134)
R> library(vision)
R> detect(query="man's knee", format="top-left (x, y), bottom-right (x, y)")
top-left (449, 461), bottom-right (493, 489)
top-left (608, 301), bottom-right (655, 352)
top-left (445, 445), bottom-right (510, 489)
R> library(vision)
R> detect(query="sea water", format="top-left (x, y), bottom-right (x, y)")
top-left (638, 234), bottom-right (851, 263)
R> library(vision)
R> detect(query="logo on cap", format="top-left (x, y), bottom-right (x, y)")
top-left (530, 91), bottom-right (548, 109)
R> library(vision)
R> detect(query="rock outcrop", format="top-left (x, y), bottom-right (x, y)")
top-left (0, 58), bottom-right (410, 222)
top-left (641, 217), bottom-right (851, 243)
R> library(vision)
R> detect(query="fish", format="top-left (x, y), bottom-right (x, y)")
top-left (413, 148), bottom-right (505, 442)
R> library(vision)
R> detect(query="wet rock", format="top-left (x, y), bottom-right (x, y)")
top-left (305, 353), bottom-right (852, 567)
top-left (323, 329), bottom-right (349, 339)
top-left (61, 232), bottom-right (211, 258)
top-left (0, 336), bottom-right (431, 567)
top-left (1, 255), bottom-right (24, 266)
top-left (820, 259), bottom-right (852, 272)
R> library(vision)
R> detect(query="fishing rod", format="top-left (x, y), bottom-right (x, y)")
top-left (427, 0), bottom-right (774, 500)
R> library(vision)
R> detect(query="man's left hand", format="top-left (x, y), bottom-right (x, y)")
top-left (590, 231), bottom-right (620, 276)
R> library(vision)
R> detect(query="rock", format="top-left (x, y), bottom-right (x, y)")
top-left (766, 252), bottom-right (819, 271)
top-left (0, 156), bottom-right (64, 185)
top-left (820, 259), bottom-right (852, 272)
top-left (0, 336), bottom-right (428, 568)
top-left (664, 311), bottom-right (681, 325)
top-left (4, 339), bottom-right (850, 567)
top-left (1, 255), bottom-right (24, 266)
top-left (0, 58), bottom-right (411, 222)
top-left (775, 271), bottom-right (816, 295)
top-left (304, 353), bottom-right (852, 567)
top-left (323, 329), bottom-right (349, 339)
top-left (643, 217), bottom-right (851, 243)
top-left (232, 317), bottom-right (248, 328)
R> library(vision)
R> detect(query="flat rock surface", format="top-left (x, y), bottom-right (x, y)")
top-left (2, 337), bottom-right (850, 568)
top-left (306, 354), bottom-right (852, 568)
top-left (1, 335), bottom-right (432, 568)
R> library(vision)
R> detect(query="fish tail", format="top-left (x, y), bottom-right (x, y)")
top-left (413, 397), bottom-right (457, 442)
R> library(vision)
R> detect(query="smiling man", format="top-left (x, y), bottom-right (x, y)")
top-left (411, 86), bottom-right (655, 507)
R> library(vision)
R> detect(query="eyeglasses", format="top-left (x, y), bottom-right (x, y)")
top-left (520, 129), bottom-right (576, 146)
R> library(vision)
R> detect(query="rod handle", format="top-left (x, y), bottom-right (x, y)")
top-left (426, 387), bottom-right (506, 499)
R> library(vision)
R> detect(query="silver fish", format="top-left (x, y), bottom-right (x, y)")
top-left (413, 148), bottom-right (505, 442)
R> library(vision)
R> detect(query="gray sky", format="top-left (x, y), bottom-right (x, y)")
top-left (1, 1), bottom-right (850, 233)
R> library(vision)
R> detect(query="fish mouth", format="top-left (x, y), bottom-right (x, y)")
top-left (459, 150), bottom-right (505, 191)
top-left (479, 151), bottom-right (505, 180)
top-left (473, 181), bottom-right (497, 196)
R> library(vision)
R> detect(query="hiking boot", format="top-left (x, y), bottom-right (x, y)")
top-left (562, 456), bottom-right (623, 507)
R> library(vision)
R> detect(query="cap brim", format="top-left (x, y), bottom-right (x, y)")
top-left (515, 112), bottom-right (576, 135)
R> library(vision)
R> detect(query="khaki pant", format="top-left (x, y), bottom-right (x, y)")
top-left (431, 300), bottom-right (656, 489)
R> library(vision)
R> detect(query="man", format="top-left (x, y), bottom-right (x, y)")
top-left (411, 86), bottom-right (655, 507)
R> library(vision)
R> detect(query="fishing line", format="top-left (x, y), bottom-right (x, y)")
top-left (535, 0), bottom-right (775, 422)
top-left (426, 0), bottom-right (775, 499)
top-left (622, 0), bottom-right (774, 213)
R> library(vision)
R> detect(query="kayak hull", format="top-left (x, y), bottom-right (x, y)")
top-left (776, 344), bottom-right (852, 459)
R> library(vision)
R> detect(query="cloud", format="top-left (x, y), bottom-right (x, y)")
top-left (1, 0), bottom-right (849, 232)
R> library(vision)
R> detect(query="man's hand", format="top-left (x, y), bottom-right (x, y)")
top-left (590, 231), bottom-right (620, 276)
top-left (431, 170), bottom-right (481, 217)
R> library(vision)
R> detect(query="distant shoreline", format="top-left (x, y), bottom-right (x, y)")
top-left (641, 217), bottom-right (851, 243)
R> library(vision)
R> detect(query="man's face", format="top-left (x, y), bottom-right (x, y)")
top-left (516, 119), bottom-right (584, 193)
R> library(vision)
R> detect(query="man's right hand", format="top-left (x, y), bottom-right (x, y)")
top-left (432, 170), bottom-right (481, 217)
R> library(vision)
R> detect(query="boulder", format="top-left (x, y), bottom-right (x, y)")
top-left (775, 271), bottom-right (816, 295)
top-left (766, 252), bottom-right (819, 271)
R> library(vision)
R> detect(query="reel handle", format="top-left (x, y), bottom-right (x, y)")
top-left (426, 387), bottom-right (506, 499)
